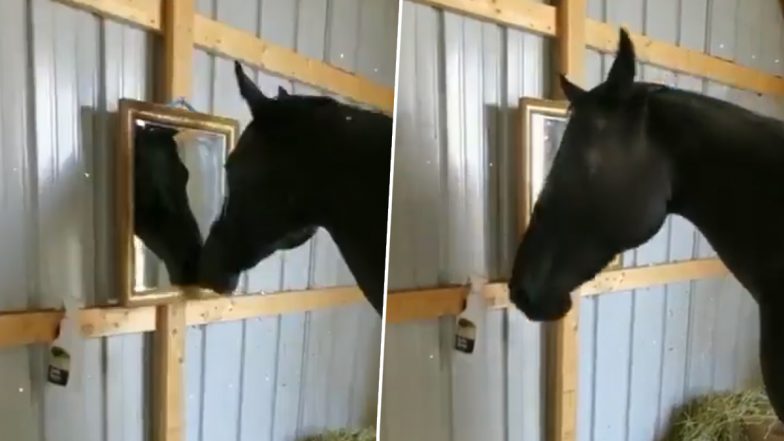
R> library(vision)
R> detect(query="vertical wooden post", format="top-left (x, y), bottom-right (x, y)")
top-left (549, 1), bottom-right (585, 441)
top-left (153, 1), bottom-right (194, 441)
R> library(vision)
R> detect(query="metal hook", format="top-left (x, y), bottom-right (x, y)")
top-left (166, 97), bottom-right (197, 112)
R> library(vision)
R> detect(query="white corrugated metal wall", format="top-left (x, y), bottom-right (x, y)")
top-left (0, 0), bottom-right (397, 440)
top-left (382, 0), bottom-right (784, 440)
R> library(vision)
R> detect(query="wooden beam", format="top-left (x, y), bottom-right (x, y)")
top-left (584, 20), bottom-right (784, 96)
top-left (56, 0), bottom-right (161, 29)
top-left (409, 0), bottom-right (784, 97)
top-left (553, 0), bottom-right (585, 97)
top-left (0, 287), bottom-right (366, 348)
top-left (385, 287), bottom-right (467, 324)
top-left (0, 310), bottom-right (62, 347)
top-left (53, 0), bottom-right (394, 113)
top-left (162, 0), bottom-right (193, 100)
top-left (155, 2), bottom-right (194, 440)
top-left (414, 0), bottom-right (556, 36)
top-left (549, 1), bottom-right (585, 440)
top-left (0, 259), bottom-right (731, 348)
top-left (481, 258), bottom-right (730, 307)
top-left (0, 260), bottom-right (730, 348)
top-left (386, 258), bottom-right (729, 321)
top-left (153, 302), bottom-right (185, 441)
top-left (185, 287), bottom-right (364, 325)
top-left (192, 16), bottom-right (393, 113)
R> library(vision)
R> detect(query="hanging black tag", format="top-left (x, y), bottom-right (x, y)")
top-left (47, 346), bottom-right (71, 386)
top-left (454, 318), bottom-right (477, 354)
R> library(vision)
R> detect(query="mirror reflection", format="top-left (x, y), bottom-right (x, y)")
top-left (132, 119), bottom-right (228, 294)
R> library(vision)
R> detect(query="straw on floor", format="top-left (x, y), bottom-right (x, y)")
top-left (300, 427), bottom-right (375, 441)
top-left (665, 388), bottom-right (777, 441)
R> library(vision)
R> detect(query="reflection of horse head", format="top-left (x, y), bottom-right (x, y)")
top-left (133, 122), bottom-right (202, 285)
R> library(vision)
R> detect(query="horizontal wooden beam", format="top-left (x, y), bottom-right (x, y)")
top-left (192, 16), bottom-right (393, 112)
top-left (55, 0), bottom-right (394, 113)
top-left (385, 258), bottom-right (730, 321)
top-left (482, 258), bottom-right (730, 309)
top-left (584, 21), bottom-right (784, 96)
top-left (0, 286), bottom-right (365, 348)
top-left (385, 286), bottom-right (467, 324)
top-left (415, 0), bottom-right (556, 36)
top-left (0, 258), bottom-right (731, 346)
top-left (411, 0), bottom-right (784, 97)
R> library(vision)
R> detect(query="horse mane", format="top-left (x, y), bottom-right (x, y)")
top-left (256, 91), bottom-right (392, 158)
top-left (277, 92), bottom-right (392, 121)
top-left (641, 81), bottom-right (784, 162)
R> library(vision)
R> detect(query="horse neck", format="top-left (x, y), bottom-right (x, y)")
top-left (317, 113), bottom-right (391, 304)
top-left (649, 89), bottom-right (784, 297)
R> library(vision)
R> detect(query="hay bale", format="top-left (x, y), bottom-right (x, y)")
top-left (300, 427), bottom-right (375, 441)
top-left (665, 389), bottom-right (778, 441)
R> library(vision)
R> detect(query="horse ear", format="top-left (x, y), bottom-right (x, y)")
top-left (606, 28), bottom-right (636, 94)
top-left (277, 86), bottom-right (289, 98)
top-left (559, 74), bottom-right (586, 103)
top-left (234, 61), bottom-right (268, 114)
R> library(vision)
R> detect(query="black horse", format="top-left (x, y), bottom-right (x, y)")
top-left (509, 28), bottom-right (784, 421)
top-left (198, 61), bottom-right (392, 315)
top-left (133, 123), bottom-right (202, 285)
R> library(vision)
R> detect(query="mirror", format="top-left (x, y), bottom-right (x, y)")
top-left (518, 97), bottom-right (623, 271)
top-left (117, 99), bottom-right (239, 306)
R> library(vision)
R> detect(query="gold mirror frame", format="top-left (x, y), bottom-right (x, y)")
top-left (517, 96), bottom-right (623, 272)
top-left (116, 98), bottom-right (240, 307)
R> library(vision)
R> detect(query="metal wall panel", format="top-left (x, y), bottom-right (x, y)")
top-left (383, 2), bottom-right (549, 441)
top-left (0, 0), bottom-right (396, 440)
top-left (385, 0), bottom-right (784, 440)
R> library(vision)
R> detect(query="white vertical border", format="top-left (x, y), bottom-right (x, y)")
top-left (375, 0), bottom-right (405, 436)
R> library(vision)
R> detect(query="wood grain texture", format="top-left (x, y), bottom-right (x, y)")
top-left (153, 302), bottom-right (186, 441)
top-left (0, 287), bottom-right (365, 347)
top-left (53, 0), bottom-right (394, 112)
top-left (409, 0), bottom-right (784, 96)
top-left (155, 2), bottom-right (195, 440)
top-left (162, 0), bottom-right (193, 99)
top-left (0, 260), bottom-right (730, 348)
top-left (192, 15), bottom-right (394, 113)
top-left (550, 2), bottom-right (586, 439)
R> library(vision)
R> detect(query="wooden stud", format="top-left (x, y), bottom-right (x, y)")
top-left (154, 1), bottom-right (195, 440)
top-left (162, 0), bottom-right (194, 100)
top-left (153, 303), bottom-right (186, 441)
top-left (553, 0), bottom-right (585, 99)
top-left (549, 1), bottom-right (585, 440)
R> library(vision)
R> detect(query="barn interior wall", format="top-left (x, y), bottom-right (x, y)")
top-left (0, 0), bottom-right (397, 440)
top-left (382, 0), bottom-right (784, 440)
